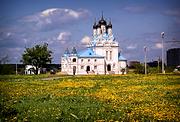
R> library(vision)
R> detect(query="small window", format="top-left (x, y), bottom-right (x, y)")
top-left (88, 59), bottom-right (90, 62)
top-left (94, 65), bottom-right (97, 69)
top-left (106, 51), bottom-right (108, 60)
top-left (81, 59), bottom-right (83, 62)
top-left (81, 66), bottom-right (84, 69)
top-left (110, 51), bottom-right (112, 60)
top-left (73, 58), bottom-right (76, 62)
top-left (94, 59), bottom-right (97, 62)
top-left (89, 53), bottom-right (92, 55)
top-left (113, 64), bottom-right (115, 68)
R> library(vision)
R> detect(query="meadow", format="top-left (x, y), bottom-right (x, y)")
top-left (0, 74), bottom-right (180, 121)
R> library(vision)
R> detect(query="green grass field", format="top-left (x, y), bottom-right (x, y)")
top-left (0, 74), bottom-right (180, 121)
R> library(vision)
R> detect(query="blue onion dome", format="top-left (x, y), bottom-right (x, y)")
top-left (64, 48), bottom-right (70, 54)
top-left (71, 47), bottom-right (77, 54)
top-left (96, 23), bottom-right (101, 28)
top-left (107, 21), bottom-right (112, 28)
top-left (99, 15), bottom-right (107, 25)
top-left (93, 22), bottom-right (97, 29)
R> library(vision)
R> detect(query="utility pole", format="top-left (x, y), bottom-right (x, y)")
top-left (15, 57), bottom-right (18, 75)
top-left (157, 56), bottom-right (160, 73)
top-left (144, 46), bottom-right (147, 75)
top-left (161, 32), bottom-right (165, 74)
top-left (16, 63), bottom-right (17, 75)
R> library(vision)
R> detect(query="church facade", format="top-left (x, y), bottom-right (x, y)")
top-left (61, 16), bottom-right (127, 75)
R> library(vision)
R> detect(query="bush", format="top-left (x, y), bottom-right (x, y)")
top-left (133, 63), bottom-right (145, 74)
top-left (148, 67), bottom-right (159, 74)
top-left (165, 66), bottom-right (176, 73)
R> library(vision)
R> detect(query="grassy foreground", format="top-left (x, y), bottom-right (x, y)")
top-left (0, 74), bottom-right (180, 121)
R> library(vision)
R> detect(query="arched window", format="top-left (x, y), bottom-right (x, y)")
top-left (72, 58), bottom-right (76, 62)
top-left (106, 51), bottom-right (108, 60)
top-left (110, 51), bottom-right (112, 60)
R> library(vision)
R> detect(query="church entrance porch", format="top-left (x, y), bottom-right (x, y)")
top-left (107, 64), bottom-right (115, 74)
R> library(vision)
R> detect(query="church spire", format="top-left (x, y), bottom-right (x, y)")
top-left (101, 11), bottom-right (104, 20)
top-left (71, 47), bottom-right (77, 55)
top-left (93, 18), bottom-right (97, 29)
top-left (107, 18), bottom-right (112, 28)
top-left (64, 48), bottom-right (70, 54)
top-left (99, 11), bottom-right (107, 25)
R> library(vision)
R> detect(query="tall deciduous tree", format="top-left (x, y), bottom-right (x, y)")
top-left (21, 43), bottom-right (52, 75)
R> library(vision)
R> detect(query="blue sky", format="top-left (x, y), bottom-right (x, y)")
top-left (0, 0), bottom-right (180, 63)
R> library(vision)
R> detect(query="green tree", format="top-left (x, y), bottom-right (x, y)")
top-left (21, 43), bottom-right (52, 75)
top-left (134, 63), bottom-right (149, 74)
top-left (0, 64), bottom-right (14, 75)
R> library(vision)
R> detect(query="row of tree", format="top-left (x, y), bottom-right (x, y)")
top-left (1, 43), bottom-right (176, 75)
top-left (0, 43), bottom-right (52, 75)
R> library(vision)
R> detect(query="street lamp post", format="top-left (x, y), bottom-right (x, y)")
top-left (16, 63), bottom-right (17, 75)
top-left (144, 46), bottom-right (147, 75)
top-left (161, 32), bottom-right (165, 74)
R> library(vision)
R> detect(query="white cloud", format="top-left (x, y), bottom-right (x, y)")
top-left (64, 9), bottom-right (79, 18)
top-left (6, 32), bottom-right (12, 37)
top-left (57, 32), bottom-right (71, 44)
top-left (22, 8), bottom-right (90, 31)
top-left (41, 8), bottom-right (81, 18)
top-left (41, 8), bottom-right (58, 17)
top-left (126, 44), bottom-right (137, 50)
top-left (0, 31), bottom-right (13, 40)
top-left (81, 36), bottom-right (91, 45)
top-left (155, 43), bottom-right (162, 49)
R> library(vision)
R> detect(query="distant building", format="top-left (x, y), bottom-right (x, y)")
top-left (25, 65), bottom-right (40, 75)
top-left (61, 15), bottom-right (127, 75)
top-left (167, 48), bottom-right (180, 67)
top-left (147, 61), bottom-right (158, 67)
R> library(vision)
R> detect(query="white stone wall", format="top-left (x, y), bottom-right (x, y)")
top-left (61, 56), bottom-right (105, 75)
top-left (77, 58), bottom-right (105, 75)
top-left (118, 60), bottom-right (127, 74)
top-left (94, 42), bottom-right (119, 74)
top-left (61, 43), bottom-right (127, 75)
top-left (61, 56), bottom-right (78, 75)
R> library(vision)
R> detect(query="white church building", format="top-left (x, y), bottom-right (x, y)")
top-left (61, 15), bottom-right (127, 75)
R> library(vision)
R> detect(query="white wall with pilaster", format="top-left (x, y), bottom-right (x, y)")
top-left (77, 58), bottom-right (105, 75)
